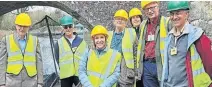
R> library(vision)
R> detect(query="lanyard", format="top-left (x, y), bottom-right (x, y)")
top-left (173, 27), bottom-right (184, 47)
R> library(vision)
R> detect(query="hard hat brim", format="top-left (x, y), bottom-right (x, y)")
top-left (167, 8), bottom-right (189, 12)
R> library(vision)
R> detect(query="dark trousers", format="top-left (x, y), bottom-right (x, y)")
top-left (136, 80), bottom-right (143, 87)
top-left (61, 76), bottom-right (79, 87)
top-left (142, 59), bottom-right (159, 87)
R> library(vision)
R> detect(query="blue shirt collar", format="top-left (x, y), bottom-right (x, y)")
top-left (95, 46), bottom-right (108, 55)
top-left (114, 30), bottom-right (124, 35)
top-left (16, 33), bottom-right (27, 40)
top-left (169, 22), bottom-right (189, 35)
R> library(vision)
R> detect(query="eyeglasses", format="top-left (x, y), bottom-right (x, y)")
top-left (169, 10), bottom-right (188, 17)
top-left (114, 17), bottom-right (127, 21)
top-left (63, 24), bottom-right (73, 29)
top-left (144, 6), bottom-right (158, 12)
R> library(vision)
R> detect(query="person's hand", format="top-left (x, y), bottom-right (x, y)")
top-left (37, 84), bottom-right (42, 87)
top-left (0, 85), bottom-right (6, 87)
top-left (127, 68), bottom-right (135, 79)
top-left (75, 83), bottom-right (82, 87)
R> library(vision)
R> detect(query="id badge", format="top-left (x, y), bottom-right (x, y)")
top-left (148, 35), bottom-right (154, 41)
top-left (72, 47), bottom-right (77, 52)
top-left (171, 47), bottom-right (177, 55)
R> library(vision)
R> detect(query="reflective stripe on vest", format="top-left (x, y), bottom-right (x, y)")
top-left (108, 28), bottom-right (136, 69)
top-left (87, 49), bottom-right (121, 87)
top-left (137, 16), bottom-right (169, 66)
top-left (190, 44), bottom-right (212, 87)
top-left (6, 34), bottom-right (37, 77)
top-left (58, 36), bottom-right (87, 79)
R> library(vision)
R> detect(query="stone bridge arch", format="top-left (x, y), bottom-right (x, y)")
top-left (0, 1), bottom-right (142, 31)
top-left (0, 1), bottom-right (93, 31)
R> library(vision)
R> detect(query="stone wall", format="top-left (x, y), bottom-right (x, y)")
top-left (189, 1), bottom-right (212, 38)
top-left (63, 1), bottom-right (212, 38)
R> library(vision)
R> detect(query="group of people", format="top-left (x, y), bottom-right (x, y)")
top-left (0, 1), bottom-right (212, 87)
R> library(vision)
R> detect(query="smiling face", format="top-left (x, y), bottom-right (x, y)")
top-left (63, 24), bottom-right (74, 36)
top-left (93, 34), bottom-right (106, 49)
top-left (143, 2), bottom-right (160, 19)
top-left (113, 17), bottom-right (127, 29)
top-left (170, 10), bottom-right (189, 29)
top-left (16, 25), bottom-right (29, 37)
top-left (131, 15), bottom-right (142, 27)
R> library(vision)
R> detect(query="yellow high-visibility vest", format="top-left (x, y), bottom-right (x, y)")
top-left (6, 34), bottom-right (37, 77)
top-left (108, 28), bottom-right (136, 69)
top-left (87, 48), bottom-right (121, 87)
top-left (137, 16), bottom-right (169, 65)
top-left (58, 36), bottom-right (87, 79)
top-left (190, 44), bottom-right (212, 87)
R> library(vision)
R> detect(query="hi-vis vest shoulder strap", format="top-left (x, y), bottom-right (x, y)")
top-left (108, 28), bottom-right (136, 69)
top-left (6, 34), bottom-right (37, 77)
top-left (137, 16), bottom-right (169, 65)
top-left (58, 36), bottom-right (87, 79)
top-left (87, 49), bottom-right (121, 87)
top-left (190, 44), bottom-right (212, 87)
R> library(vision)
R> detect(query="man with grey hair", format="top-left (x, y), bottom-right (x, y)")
top-left (161, 1), bottom-right (212, 87)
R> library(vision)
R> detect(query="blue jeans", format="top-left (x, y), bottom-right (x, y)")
top-left (143, 59), bottom-right (159, 87)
